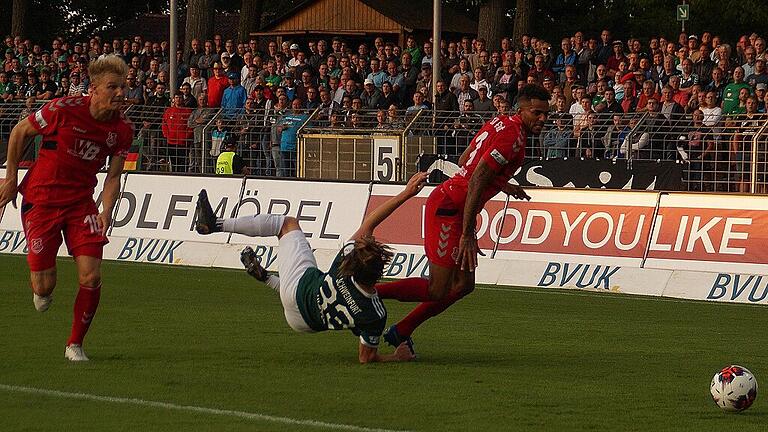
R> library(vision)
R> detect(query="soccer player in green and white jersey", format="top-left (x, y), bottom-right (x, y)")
top-left (194, 172), bottom-right (428, 363)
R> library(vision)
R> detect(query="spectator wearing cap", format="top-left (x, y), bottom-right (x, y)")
top-left (360, 78), bottom-right (384, 109)
top-left (282, 73), bottom-right (297, 101)
top-left (207, 62), bottom-right (229, 107)
top-left (287, 43), bottom-right (301, 68)
top-left (216, 136), bottom-right (249, 175)
top-left (606, 41), bottom-right (627, 77)
top-left (219, 51), bottom-right (237, 74)
top-left (67, 72), bottom-right (86, 97)
top-left (221, 70), bottom-right (247, 118)
top-left (687, 35), bottom-right (701, 62)
top-left (55, 55), bottom-right (70, 83)
top-left (474, 85), bottom-right (494, 112)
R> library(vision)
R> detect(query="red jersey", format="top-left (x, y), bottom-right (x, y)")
top-left (19, 96), bottom-right (133, 207)
top-left (442, 114), bottom-right (527, 207)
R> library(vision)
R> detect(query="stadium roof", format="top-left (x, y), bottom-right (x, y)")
top-left (260, 0), bottom-right (477, 35)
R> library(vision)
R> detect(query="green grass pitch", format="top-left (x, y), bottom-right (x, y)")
top-left (0, 254), bottom-right (765, 431)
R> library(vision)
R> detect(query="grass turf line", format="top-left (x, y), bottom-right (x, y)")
top-left (0, 254), bottom-right (766, 431)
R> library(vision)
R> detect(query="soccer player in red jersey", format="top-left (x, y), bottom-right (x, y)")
top-left (379, 85), bottom-right (551, 351)
top-left (0, 56), bottom-right (133, 361)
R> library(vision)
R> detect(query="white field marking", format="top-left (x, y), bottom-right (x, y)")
top-left (477, 286), bottom-right (767, 309)
top-left (0, 384), bottom-right (410, 432)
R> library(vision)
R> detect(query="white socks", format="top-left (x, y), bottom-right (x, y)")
top-left (221, 214), bottom-right (286, 237)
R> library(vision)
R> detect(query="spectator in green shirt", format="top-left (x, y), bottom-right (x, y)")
top-left (721, 67), bottom-right (751, 114)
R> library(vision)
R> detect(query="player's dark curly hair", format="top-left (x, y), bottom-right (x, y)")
top-left (517, 84), bottom-right (551, 104)
top-left (338, 235), bottom-right (395, 287)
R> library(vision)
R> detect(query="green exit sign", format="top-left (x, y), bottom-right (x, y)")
top-left (677, 4), bottom-right (689, 21)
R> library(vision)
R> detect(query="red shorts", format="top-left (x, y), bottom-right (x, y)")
top-left (21, 200), bottom-right (107, 271)
top-left (424, 185), bottom-right (464, 268)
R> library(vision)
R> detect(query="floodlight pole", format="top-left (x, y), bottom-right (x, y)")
top-left (432, 0), bottom-right (442, 126)
top-left (170, 0), bottom-right (178, 97)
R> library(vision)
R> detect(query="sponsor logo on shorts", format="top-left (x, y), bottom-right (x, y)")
top-left (436, 223), bottom-right (451, 258)
top-left (30, 238), bottom-right (43, 254)
top-left (73, 126), bottom-right (88, 134)
top-left (490, 149), bottom-right (508, 165)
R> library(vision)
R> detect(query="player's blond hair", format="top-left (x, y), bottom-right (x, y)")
top-left (88, 55), bottom-right (128, 86)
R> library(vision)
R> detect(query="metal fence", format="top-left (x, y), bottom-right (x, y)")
top-left (1, 100), bottom-right (768, 193)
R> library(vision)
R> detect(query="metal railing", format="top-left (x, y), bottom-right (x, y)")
top-left (1, 100), bottom-right (767, 193)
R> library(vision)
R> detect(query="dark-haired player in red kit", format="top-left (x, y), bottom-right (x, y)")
top-left (377, 85), bottom-right (551, 352)
top-left (0, 56), bottom-right (133, 361)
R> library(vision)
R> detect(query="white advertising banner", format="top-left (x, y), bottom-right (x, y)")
top-left (663, 270), bottom-right (768, 305)
top-left (228, 178), bottom-right (370, 251)
top-left (110, 173), bottom-right (243, 244)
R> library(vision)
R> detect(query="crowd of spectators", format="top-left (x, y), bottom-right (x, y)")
top-left (1, 29), bottom-right (767, 188)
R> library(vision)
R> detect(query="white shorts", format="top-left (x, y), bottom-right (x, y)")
top-left (278, 229), bottom-right (317, 332)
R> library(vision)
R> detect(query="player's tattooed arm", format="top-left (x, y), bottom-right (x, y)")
top-left (458, 160), bottom-right (497, 271)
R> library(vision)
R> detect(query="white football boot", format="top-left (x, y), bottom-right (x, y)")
top-left (64, 344), bottom-right (90, 362)
top-left (33, 293), bottom-right (52, 312)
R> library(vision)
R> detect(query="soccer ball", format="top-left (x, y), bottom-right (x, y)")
top-left (710, 365), bottom-right (758, 412)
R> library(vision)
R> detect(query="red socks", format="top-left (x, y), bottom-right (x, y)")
top-left (375, 278), bottom-right (431, 302)
top-left (67, 284), bottom-right (101, 346)
top-left (395, 289), bottom-right (469, 338)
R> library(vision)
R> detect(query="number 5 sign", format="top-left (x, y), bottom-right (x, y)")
top-left (373, 137), bottom-right (400, 182)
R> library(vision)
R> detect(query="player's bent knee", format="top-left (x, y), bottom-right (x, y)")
top-left (30, 269), bottom-right (57, 296)
top-left (427, 277), bottom-right (451, 300)
top-left (78, 270), bottom-right (102, 288)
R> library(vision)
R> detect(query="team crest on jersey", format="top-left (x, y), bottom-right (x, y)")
top-left (106, 132), bottom-right (117, 147)
top-left (30, 238), bottom-right (43, 254)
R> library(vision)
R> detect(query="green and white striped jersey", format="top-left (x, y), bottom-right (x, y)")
top-left (296, 241), bottom-right (387, 347)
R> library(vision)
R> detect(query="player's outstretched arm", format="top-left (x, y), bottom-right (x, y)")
top-left (501, 183), bottom-right (531, 201)
top-left (0, 118), bottom-right (39, 209)
top-left (350, 171), bottom-right (428, 240)
top-left (97, 155), bottom-right (126, 236)
top-left (358, 342), bottom-right (416, 364)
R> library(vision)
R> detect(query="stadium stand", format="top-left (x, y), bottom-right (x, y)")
top-left (2, 30), bottom-right (768, 192)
